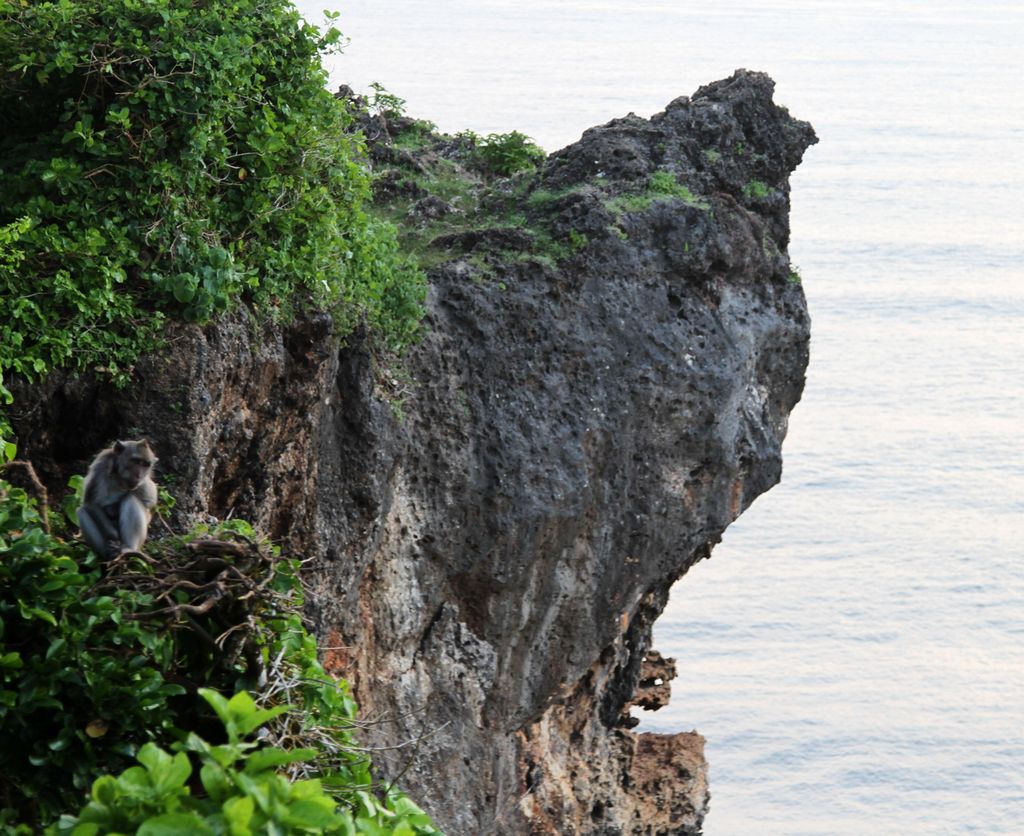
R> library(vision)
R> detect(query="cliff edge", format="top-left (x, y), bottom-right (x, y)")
top-left (11, 70), bottom-right (816, 834)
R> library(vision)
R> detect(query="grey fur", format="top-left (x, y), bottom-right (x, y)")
top-left (77, 439), bottom-right (157, 558)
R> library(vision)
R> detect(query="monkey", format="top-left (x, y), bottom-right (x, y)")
top-left (76, 439), bottom-right (158, 559)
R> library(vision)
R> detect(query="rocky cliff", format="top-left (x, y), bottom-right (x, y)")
top-left (10, 70), bottom-right (815, 834)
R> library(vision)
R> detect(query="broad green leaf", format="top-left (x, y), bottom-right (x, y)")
top-left (198, 688), bottom-right (231, 725)
top-left (137, 813), bottom-right (214, 836)
top-left (18, 602), bottom-right (57, 625)
top-left (222, 794), bottom-right (254, 831)
top-left (244, 747), bottom-right (318, 774)
top-left (225, 690), bottom-right (258, 720)
top-left (284, 797), bottom-right (341, 829)
top-left (200, 762), bottom-right (230, 801)
top-left (92, 775), bottom-right (119, 806)
top-left (235, 705), bottom-right (291, 736)
top-left (117, 765), bottom-right (152, 792)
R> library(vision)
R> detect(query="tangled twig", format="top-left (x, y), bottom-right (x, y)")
top-left (94, 535), bottom-right (290, 686)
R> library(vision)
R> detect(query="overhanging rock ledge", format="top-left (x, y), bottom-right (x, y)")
top-left (11, 70), bottom-right (815, 835)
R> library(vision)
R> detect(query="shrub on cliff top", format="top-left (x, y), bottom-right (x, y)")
top-left (459, 129), bottom-right (546, 177)
top-left (0, 0), bottom-right (425, 401)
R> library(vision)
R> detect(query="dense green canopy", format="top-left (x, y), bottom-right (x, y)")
top-left (0, 0), bottom-right (423, 402)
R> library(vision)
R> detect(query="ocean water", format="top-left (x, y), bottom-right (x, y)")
top-left (296, 1), bottom-right (1024, 832)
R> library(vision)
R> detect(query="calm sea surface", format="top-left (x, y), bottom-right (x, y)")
top-left (297, 1), bottom-right (1024, 832)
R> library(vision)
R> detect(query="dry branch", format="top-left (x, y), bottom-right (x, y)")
top-left (94, 533), bottom-right (290, 687)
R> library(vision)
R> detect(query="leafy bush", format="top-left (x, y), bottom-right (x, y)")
top-left (647, 170), bottom-right (694, 199)
top-left (460, 130), bottom-right (546, 176)
top-left (743, 179), bottom-right (771, 200)
top-left (368, 82), bottom-right (408, 119)
top-left (0, 483), bottom-right (437, 832)
top-left (0, 219), bottom-right (29, 459)
top-left (58, 690), bottom-right (438, 835)
top-left (0, 0), bottom-right (425, 397)
top-left (0, 480), bottom-right (183, 821)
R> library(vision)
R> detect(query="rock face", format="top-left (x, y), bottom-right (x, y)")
top-left (10, 71), bottom-right (815, 834)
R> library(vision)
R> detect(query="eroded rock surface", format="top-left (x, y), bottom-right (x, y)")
top-left (10, 70), bottom-right (815, 834)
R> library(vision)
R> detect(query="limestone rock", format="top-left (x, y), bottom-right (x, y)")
top-left (10, 70), bottom-right (815, 835)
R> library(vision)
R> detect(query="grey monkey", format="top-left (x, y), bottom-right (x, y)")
top-left (77, 439), bottom-right (158, 559)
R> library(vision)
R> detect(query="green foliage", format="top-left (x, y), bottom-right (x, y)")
top-left (0, 218), bottom-right (27, 460)
top-left (647, 170), bottom-right (702, 203)
top-left (368, 82), bottom-right (407, 119)
top-left (369, 153), bottom-right (482, 270)
top-left (607, 170), bottom-right (710, 215)
top-left (567, 229), bottom-right (588, 253)
top-left (0, 484), bottom-right (437, 832)
top-left (0, 480), bottom-right (184, 820)
top-left (58, 690), bottom-right (439, 835)
top-left (0, 0), bottom-right (425, 401)
top-left (58, 474), bottom-right (85, 534)
top-left (391, 120), bottom-right (439, 152)
top-left (525, 186), bottom-right (578, 209)
top-left (460, 130), bottom-right (546, 176)
top-left (369, 110), bottom-right (583, 276)
top-left (743, 179), bottom-right (771, 200)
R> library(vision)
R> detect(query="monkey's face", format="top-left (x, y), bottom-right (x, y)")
top-left (113, 440), bottom-right (157, 488)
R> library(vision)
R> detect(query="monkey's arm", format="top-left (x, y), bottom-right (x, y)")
top-left (77, 505), bottom-right (122, 559)
top-left (136, 478), bottom-right (157, 509)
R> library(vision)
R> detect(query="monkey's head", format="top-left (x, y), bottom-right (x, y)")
top-left (113, 439), bottom-right (157, 488)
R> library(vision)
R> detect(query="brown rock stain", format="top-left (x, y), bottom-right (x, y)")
top-left (730, 477), bottom-right (744, 520)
